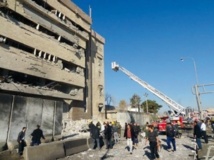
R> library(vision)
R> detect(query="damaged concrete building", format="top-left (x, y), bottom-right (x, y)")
top-left (0, 0), bottom-right (105, 150)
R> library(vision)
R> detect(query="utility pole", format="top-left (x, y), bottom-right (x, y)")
top-left (144, 93), bottom-right (148, 114)
top-left (180, 57), bottom-right (202, 119)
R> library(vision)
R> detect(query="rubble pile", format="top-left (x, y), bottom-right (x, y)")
top-left (61, 119), bottom-right (91, 138)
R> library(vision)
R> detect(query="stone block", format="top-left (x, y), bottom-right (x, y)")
top-left (63, 138), bottom-right (88, 156)
top-left (23, 141), bottom-right (65, 160)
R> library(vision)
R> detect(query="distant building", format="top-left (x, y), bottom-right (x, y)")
top-left (203, 108), bottom-right (214, 118)
top-left (185, 106), bottom-right (194, 117)
top-left (127, 105), bottom-right (143, 112)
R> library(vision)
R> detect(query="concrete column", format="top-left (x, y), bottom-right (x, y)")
top-left (0, 93), bottom-right (13, 151)
top-left (41, 100), bottom-right (55, 135)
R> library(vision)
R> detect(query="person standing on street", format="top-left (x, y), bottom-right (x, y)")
top-left (112, 123), bottom-right (119, 144)
top-left (89, 122), bottom-right (101, 150)
top-left (124, 123), bottom-right (135, 154)
top-left (166, 121), bottom-right (176, 152)
top-left (212, 121), bottom-right (214, 133)
top-left (194, 121), bottom-right (202, 150)
top-left (31, 125), bottom-right (45, 146)
top-left (133, 123), bottom-right (140, 149)
top-left (17, 127), bottom-right (27, 156)
top-left (201, 120), bottom-right (208, 143)
top-left (145, 125), bottom-right (160, 160)
top-left (117, 122), bottom-right (122, 139)
top-left (104, 122), bottom-right (113, 149)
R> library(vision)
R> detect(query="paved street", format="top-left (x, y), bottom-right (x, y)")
top-left (58, 134), bottom-right (196, 160)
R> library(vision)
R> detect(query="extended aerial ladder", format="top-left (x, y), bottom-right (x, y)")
top-left (111, 62), bottom-right (186, 116)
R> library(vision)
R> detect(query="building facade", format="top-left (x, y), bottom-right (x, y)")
top-left (0, 0), bottom-right (105, 150)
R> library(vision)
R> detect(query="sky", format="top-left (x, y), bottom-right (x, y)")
top-left (72, 0), bottom-right (214, 113)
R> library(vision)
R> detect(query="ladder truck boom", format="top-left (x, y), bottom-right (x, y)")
top-left (111, 62), bottom-right (185, 115)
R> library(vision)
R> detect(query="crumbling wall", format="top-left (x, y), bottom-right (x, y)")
top-left (62, 119), bottom-right (90, 138)
top-left (117, 111), bottom-right (151, 128)
top-left (0, 93), bottom-right (13, 150)
top-left (0, 93), bottom-right (63, 151)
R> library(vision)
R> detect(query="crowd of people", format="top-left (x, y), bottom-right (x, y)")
top-left (88, 120), bottom-right (163, 159)
top-left (16, 118), bottom-right (213, 159)
top-left (88, 118), bottom-right (214, 160)
top-left (88, 121), bottom-right (122, 150)
top-left (88, 121), bottom-right (143, 154)
top-left (88, 120), bottom-right (174, 160)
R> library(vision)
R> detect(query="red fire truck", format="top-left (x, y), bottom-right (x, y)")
top-left (156, 116), bottom-right (184, 132)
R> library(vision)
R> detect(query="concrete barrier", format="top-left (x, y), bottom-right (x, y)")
top-left (23, 141), bottom-right (64, 160)
top-left (63, 138), bottom-right (88, 156)
top-left (15, 137), bottom-right (93, 160)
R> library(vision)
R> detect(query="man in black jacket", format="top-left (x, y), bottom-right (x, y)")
top-left (104, 122), bottom-right (113, 149)
top-left (193, 121), bottom-right (202, 150)
top-left (133, 123), bottom-right (140, 148)
top-left (17, 127), bottom-right (27, 155)
top-left (90, 122), bottom-right (101, 150)
top-left (146, 125), bottom-right (160, 160)
top-left (31, 125), bottom-right (45, 146)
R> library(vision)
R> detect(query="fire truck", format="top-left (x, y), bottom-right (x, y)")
top-left (111, 62), bottom-right (186, 132)
top-left (156, 115), bottom-right (184, 132)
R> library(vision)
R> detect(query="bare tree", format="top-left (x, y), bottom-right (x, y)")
top-left (119, 100), bottom-right (127, 111)
top-left (130, 94), bottom-right (141, 112)
top-left (105, 93), bottom-right (112, 106)
top-left (105, 93), bottom-right (113, 119)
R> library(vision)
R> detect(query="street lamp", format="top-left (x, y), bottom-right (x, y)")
top-left (144, 93), bottom-right (148, 114)
top-left (180, 57), bottom-right (199, 85)
top-left (180, 57), bottom-right (202, 119)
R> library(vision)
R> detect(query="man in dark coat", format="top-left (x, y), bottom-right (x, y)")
top-left (133, 123), bottom-right (141, 148)
top-left (31, 125), bottom-right (45, 146)
top-left (146, 125), bottom-right (160, 160)
top-left (194, 121), bottom-right (202, 150)
top-left (89, 122), bottom-right (101, 149)
top-left (17, 127), bottom-right (27, 155)
top-left (104, 122), bottom-right (113, 149)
